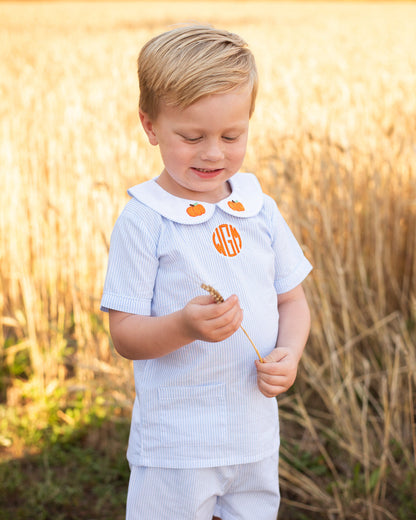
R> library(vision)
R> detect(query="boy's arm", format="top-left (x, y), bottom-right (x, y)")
top-left (109, 294), bottom-right (243, 360)
top-left (255, 284), bottom-right (311, 398)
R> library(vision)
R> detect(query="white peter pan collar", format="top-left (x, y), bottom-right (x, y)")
top-left (127, 173), bottom-right (264, 224)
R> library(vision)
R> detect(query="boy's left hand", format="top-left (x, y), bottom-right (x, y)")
top-left (255, 347), bottom-right (299, 398)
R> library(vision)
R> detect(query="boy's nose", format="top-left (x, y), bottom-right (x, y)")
top-left (201, 140), bottom-right (225, 161)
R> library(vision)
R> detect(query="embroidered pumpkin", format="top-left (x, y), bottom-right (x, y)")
top-left (228, 200), bottom-right (245, 212)
top-left (186, 203), bottom-right (206, 217)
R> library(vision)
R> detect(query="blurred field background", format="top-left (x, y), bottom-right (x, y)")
top-left (1, 1), bottom-right (415, 519)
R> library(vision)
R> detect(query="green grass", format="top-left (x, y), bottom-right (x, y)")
top-left (0, 400), bottom-right (130, 520)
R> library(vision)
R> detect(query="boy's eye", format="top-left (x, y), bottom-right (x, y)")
top-left (181, 135), bottom-right (202, 143)
top-left (179, 135), bottom-right (239, 143)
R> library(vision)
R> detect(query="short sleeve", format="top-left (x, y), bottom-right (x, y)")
top-left (100, 201), bottom-right (160, 314)
top-left (268, 198), bottom-right (312, 294)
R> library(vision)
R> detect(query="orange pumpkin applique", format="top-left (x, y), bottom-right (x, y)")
top-left (228, 200), bottom-right (245, 212)
top-left (186, 203), bottom-right (206, 217)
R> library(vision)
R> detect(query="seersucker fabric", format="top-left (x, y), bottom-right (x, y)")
top-left (101, 172), bottom-right (312, 468)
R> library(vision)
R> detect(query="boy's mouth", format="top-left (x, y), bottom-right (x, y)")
top-left (193, 167), bottom-right (223, 177)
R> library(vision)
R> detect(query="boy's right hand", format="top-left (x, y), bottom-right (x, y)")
top-left (181, 294), bottom-right (243, 343)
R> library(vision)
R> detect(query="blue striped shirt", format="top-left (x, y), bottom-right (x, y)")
top-left (101, 173), bottom-right (312, 468)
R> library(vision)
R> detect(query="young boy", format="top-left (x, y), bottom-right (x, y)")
top-left (101, 24), bottom-right (312, 520)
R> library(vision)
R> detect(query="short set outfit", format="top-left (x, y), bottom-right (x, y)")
top-left (101, 173), bottom-right (312, 519)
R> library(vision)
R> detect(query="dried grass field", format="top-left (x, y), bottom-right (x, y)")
top-left (1, 1), bottom-right (415, 519)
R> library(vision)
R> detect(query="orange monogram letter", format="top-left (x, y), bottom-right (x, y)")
top-left (212, 224), bottom-right (242, 257)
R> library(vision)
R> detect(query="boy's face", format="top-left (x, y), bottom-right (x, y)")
top-left (140, 86), bottom-right (252, 203)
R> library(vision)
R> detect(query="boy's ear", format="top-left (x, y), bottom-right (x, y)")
top-left (139, 110), bottom-right (158, 146)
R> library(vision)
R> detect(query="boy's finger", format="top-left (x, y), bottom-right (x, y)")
top-left (255, 359), bottom-right (282, 375)
top-left (191, 295), bottom-right (218, 306)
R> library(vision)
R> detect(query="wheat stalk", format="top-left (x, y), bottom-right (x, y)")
top-left (201, 283), bottom-right (264, 362)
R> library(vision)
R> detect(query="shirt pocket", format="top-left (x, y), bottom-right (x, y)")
top-left (157, 384), bottom-right (227, 448)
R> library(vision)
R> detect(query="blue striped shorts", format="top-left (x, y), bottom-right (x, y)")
top-left (126, 452), bottom-right (280, 520)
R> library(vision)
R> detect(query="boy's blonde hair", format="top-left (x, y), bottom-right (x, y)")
top-left (138, 24), bottom-right (258, 120)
